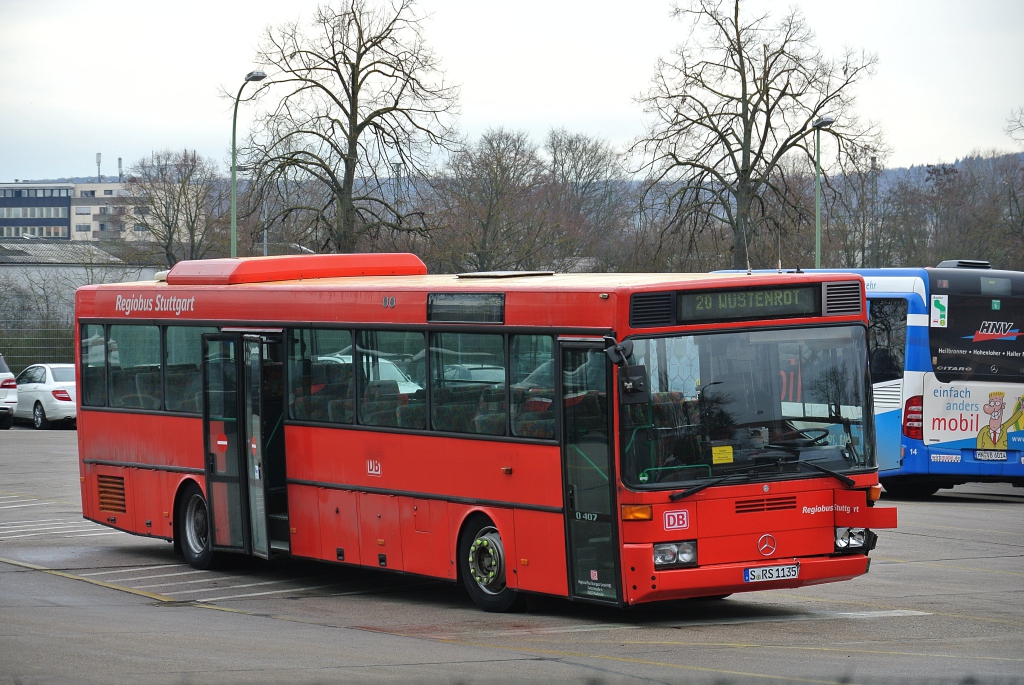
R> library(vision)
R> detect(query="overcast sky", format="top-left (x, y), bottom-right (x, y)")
top-left (1, 0), bottom-right (1021, 182)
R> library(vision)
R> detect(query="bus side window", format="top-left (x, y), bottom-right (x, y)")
top-left (81, 324), bottom-right (106, 407)
top-left (107, 324), bottom-right (161, 410)
top-left (165, 325), bottom-right (217, 413)
top-left (357, 331), bottom-right (425, 429)
top-left (868, 298), bottom-right (908, 383)
top-left (510, 335), bottom-right (555, 439)
top-left (288, 328), bottom-right (356, 424)
top-left (430, 332), bottom-right (506, 435)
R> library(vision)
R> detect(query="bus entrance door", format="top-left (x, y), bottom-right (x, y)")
top-left (241, 334), bottom-right (288, 557)
top-left (242, 336), bottom-right (271, 558)
top-left (561, 344), bottom-right (621, 603)
top-left (202, 333), bottom-right (288, 559)
top-left (202, 334), bottom-right (248, 554)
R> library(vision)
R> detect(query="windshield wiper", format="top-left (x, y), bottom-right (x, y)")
top-left (758, 452), bottom-right (856, 488)
top-left (668, 462), bottom-right (778, 501)
top-left (669, 473), bottom-right (750, 501)
top-left (798, 459), bottom-right (856, 487)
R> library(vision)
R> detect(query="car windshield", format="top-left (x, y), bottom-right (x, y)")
top-left (620, 325), bottom-right (874, 489)
top-left (51, 367), bottom-right (75, 383)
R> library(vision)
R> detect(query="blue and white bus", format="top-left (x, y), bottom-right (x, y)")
top-left (722, 260), bottom-right (1024, 496)
top-left (846, 261), bottom-right (1024, 496)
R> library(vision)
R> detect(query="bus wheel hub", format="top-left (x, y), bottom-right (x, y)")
top-left (468, 528), bottom-right (505, 594)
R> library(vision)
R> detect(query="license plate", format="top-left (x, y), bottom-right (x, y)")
top-left (743, 564), bottom-right (799, 583)
top-left (976, 450), bottom-right (1008, 461)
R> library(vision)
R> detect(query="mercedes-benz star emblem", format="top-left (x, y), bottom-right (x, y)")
top-left (757, 534), bottom-right (777, 557)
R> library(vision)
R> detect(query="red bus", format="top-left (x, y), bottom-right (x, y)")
top-left (75, 254), bottom-right (896, 611)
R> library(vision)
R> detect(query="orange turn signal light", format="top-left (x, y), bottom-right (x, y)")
top-left (867, 484), bottom-right (883, 501)
top-left (621, 504), bottom-right (653, 521)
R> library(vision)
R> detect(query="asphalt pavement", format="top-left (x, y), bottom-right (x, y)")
top-left (2, 427), bottom-right (1023, 684)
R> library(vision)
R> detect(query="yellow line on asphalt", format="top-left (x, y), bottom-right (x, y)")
top-left (0, 556), bottom-right (178, 602)
top-left (0, 490), bottom-right (80, 507)
top-left (773, 592), bottom-right (1024, 628)
top-left (424, 638), bottom-right (862, 685)
top-left (0, 557), bottom-right (344, 618)
top-left (872, 557), bottom-right (1024, 577)
top-left (907, 523), bottom-right (1020, 536)
top-left (610, 641), bottom-right (1024, 663)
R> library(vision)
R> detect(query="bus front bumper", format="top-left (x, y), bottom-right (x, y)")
top-left (622, 545), bottom-right (869, 604)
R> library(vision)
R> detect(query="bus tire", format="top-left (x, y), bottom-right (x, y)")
top-left (881, 478), bottom-right (939, 498)
top-left (177, 482), bottom-right (214, 569)
top-left (459, 516), bottom-right (523, 613)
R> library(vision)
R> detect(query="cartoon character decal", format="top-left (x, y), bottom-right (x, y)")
top-left (977, 392), bottom-right (1024, 450)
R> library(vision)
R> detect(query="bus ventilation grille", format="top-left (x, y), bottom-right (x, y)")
top-left (823, 282), bottom-right (862, 316)
top-left (630, 292), bottom-right (674, 327)
top-left (873, 384), bottom-right (902, 406)
top-left (97, 475), bottom-right (126, 513)
top-left (735, 495), bottom-right (797, 514)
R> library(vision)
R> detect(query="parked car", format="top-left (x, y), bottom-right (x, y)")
top-left (0, 354), bottom-right (16, 430)
top-left (318, 354), bottom-right (422, 394)
top-left (14, 363), bottom-right (76, 429)
top-left (443, 363), bottom-right (506, 384)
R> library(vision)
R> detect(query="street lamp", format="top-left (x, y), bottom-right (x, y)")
top-left (231, 69), bottom-right (266, 258)
top-left (812, 115), bottom-right (835, 269)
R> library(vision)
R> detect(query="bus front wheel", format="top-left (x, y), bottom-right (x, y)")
top-left (177, 483), bottom-right (214, 569)
top-left (459, 516), bottom-right (523, 613)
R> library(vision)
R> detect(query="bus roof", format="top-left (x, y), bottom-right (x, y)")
top-left (77, 255), bottom-right (865, 331)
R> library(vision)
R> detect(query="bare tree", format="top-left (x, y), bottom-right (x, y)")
top-left (124, 150), bottom-right (227, 267)
top-left (542, 129), bottom-right (635, 271)
top-left (1007, 107), bottom-right (1024, 147)
top-left (237, 168), bottom-right (331, 254)
top-left (424, 129), bottom-right (552, 272)
top-left (244, 0), bottom-right (459, 253)
top-left (819, 146), bottom-right (891, 267)
top-left (635, 0), bottom-right (882, 269)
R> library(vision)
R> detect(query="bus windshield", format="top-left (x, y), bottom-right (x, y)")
top-left (621, 325), bottom-right (874, 489)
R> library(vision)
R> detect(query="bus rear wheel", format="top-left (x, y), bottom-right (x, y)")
top-left (459, 517), bottom-right (523, 613)
top-left (177, 483), bottom-right (214, 569)
top-left (881, 478), bottom-right (939, 498)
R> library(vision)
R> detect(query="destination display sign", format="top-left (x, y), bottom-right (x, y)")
top-left (678, 286), bottom-right (820, 323)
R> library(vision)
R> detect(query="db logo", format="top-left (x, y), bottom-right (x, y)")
top-left (367, 459), bottom-right (382, 477)
top-left (664, 510), bottom-right (689, 530)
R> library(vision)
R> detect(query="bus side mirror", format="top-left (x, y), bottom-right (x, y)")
top-left (603, 336), bottom-right (633, 365)
top-left (618, 364), bottom-right (649, 405)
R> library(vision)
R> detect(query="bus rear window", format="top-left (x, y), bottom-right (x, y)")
top-left (931, 295), bottom-right (1024, 383)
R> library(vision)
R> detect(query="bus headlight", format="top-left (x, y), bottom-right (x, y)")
top-left (835, 527), bottom-right (867, 550)
top-left (653, 541), bottom-right (697, 568)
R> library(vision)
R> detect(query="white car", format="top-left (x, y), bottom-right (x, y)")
top-left (14, 363), bottom-right (77, 429)
top-left (0, 354), bottom-right (16, 430)
top-left (318, 354), bottom-right (422, 394)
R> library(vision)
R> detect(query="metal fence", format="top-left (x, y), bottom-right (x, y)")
top-left (0, 323), bottom-right (75, 375)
